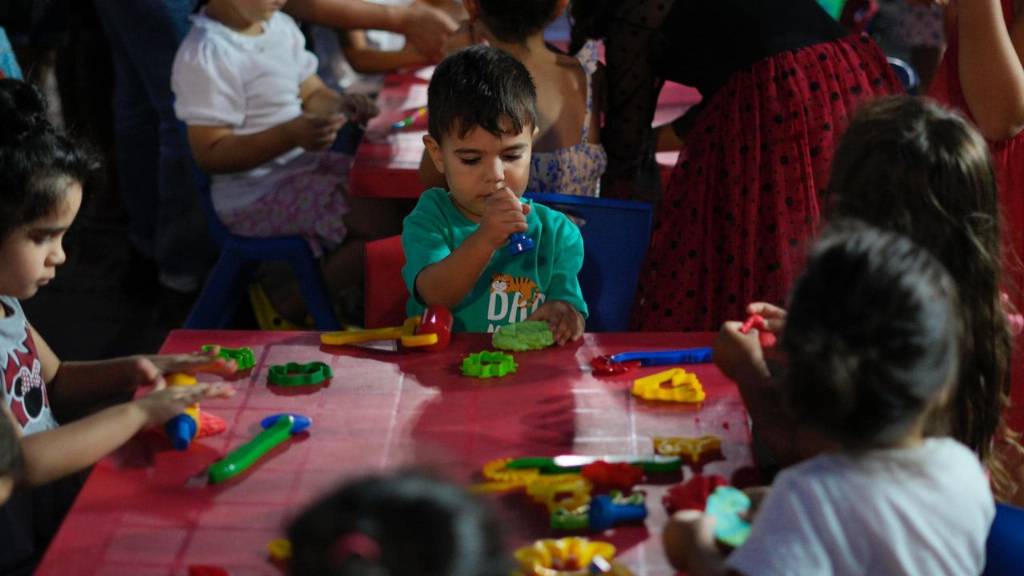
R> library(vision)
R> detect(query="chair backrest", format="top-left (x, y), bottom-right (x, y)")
top-left (526, 192), bottom-right (653, 332)
top-left (364, 234), bottom-right (408, 328)
top-left (983, 503), bottom-right (1024, 576)
top-left (364, 194), bottom-right (653, 331)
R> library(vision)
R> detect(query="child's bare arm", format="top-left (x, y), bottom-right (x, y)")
top-left (44, 330), bottom-right (232, 418)
top-left (285, 0), bottom-right (457, 60)
top-left (415, 189), bottom-right (529, 308)
top-left (342, 30), bottom-right (429, 73)
top-left (187, 117), bottom-right (341, 174)
top-left (957, 0), bottom-right (1024, 139)
top-left (19, 383), bottom-right (233, 486)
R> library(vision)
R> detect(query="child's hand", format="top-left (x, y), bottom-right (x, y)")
top-left (746, 302), bottom-right (787, 333)
top-left (713, 322), bottom-right (770, 386)
top-left (528, 300), bottom-right (584, 345)
top-left (132, 349), bottom-right (237, 390)
top-left (663, 509), bottom-right (720, 572)
top-left (133, 382), bottom-right (235, 426)
top-left (338, 94), bottom-right (379, 126)
top-left (740, 486), bottom-right (770, 523)
top-left (477, 187), bottom-right (530, 248)
top-left (286, 114), bottom-right (345, 151)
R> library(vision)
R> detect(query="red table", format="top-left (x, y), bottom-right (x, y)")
top-left (349, 69), bottom-right (701, 199)
top-left (38, 330), bottom-right (752, 576)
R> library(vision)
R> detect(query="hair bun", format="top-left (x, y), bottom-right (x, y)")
top-left (0, 79), bottom-right (51, 147)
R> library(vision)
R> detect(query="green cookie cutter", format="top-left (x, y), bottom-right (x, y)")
top-left (267, 362), bottom-right (333, 386)
top-left (202, 345), bottom-right (256, 371)
top-left (492, 321), bottom-right (555, 351)
top-left (461, 351), bottom-right (517, 378)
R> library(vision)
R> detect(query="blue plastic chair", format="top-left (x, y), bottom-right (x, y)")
top-left (184, 171), bottom-right (342, 330)
top-left (888, 56), bottom-right (920, 94)
top-left (983, 503), bottom-right (1024, 576)
top-left (525, 193), bottom-right (653, 332)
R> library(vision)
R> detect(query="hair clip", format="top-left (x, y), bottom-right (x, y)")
top-left (332, 532), bottom-right (381, 564)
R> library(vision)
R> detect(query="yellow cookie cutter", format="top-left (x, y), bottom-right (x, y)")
top-left (482, 457), bottom-right (541, 488)
top-left (631, 368), bottom-right (705, 402)
top-left (525, 474), bottom-right (592, 513)
top-left (514, 537), bottom-right (617, 576)
top-left (653, 435), bottom-right (722, 462)
top-left (320, 316), bottom-right (438, 348)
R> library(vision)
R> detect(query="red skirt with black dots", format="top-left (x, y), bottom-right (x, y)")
top-left (631, 34), bottom-right (902, 332)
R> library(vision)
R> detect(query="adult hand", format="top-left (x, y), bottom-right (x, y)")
top-left (398, 2), bottom-right (459, 61)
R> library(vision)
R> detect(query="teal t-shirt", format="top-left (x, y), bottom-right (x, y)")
top-left (402, 188), bottom-right (588, 333)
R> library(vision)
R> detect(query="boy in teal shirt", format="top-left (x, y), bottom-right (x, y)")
top-left (403, 46), bottom-right (587, 342)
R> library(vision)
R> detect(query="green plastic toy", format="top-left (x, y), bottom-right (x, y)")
top-left (461, 351), bottom-right (517, 378)
top-left (267, 362), bottom-right (332, 386)
top-left (208, 414), bottom-right (310, 484)
top-left (491, 321), bottom-right (554, 351)
top-left (202, 345), bottom-right (256, 371)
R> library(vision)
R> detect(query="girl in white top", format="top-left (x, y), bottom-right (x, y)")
top-left (664, 224), bottom-right (995, 576)
top-left (173, 0), bottom-right (403, 324)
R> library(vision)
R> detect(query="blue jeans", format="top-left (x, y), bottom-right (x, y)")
top-left (95, 0), bottom-right (214, 291)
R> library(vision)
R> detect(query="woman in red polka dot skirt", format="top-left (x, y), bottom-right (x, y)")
top-left (572, 0), bottom-right (902, 331)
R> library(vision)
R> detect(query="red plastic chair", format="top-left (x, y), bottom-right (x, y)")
top-left (364, 235), bottom-right (409, 328)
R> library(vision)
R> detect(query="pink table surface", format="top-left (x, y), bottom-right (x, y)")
top-left (350, 69), bottom-right (700, 199)
top-left (38, 330), bottom-right (752, 576)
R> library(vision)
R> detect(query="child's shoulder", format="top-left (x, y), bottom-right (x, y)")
top-left (404, 188), bottom-right (461, 228)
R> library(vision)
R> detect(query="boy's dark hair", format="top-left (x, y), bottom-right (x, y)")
top-left (287, 471), bottom-right (510, 576)
top-left (0, 78), bottom-right (101, 241)
top-left (0, 411), bottom-right (23, 480)
top-left (477, 0), bottom-right (559, 44)
top-left (784, 223), bottom-right (960, 450)
top-left (427, 45), bottom-right (537, 143)
top-left (825, 96), bottom-right (1014, 482)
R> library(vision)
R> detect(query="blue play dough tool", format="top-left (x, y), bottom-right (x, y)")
top-left (705, 486), bottom-right (751, 547)
top-left (507, 232), bottom-right (535, 254)
top-left (609, 347), bottom-right (713, 366)
top-left (588, 494), bottom-right (648, 531)
top-left (260, 413), bottom-right (312, 432)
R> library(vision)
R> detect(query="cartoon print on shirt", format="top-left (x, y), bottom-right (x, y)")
top-left (1, 326), bottom-right (49, 428)
top-left (487, 272), bottom-right (545, 331)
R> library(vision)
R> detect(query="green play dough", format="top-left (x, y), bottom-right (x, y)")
top-left (491, 321), bottom-right (554, 351)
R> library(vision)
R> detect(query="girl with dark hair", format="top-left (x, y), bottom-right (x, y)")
top-left (0, 78), bottom-right (234, 575)
top-left (716, 95), bottom-right (1023, 503)
top-left (569, 0), bottom-right (902, 331)
top-left (667, 224), bottom-right (994, 575)
top-left (287, 472), bottom-right (510, 576)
